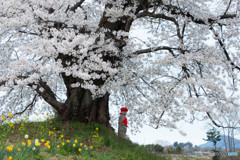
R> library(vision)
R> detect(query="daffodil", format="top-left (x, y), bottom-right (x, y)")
top-left (7, 156), bottom-right (12, 160)
top-left (24, 134), bottom-right (29, 139)
top-left (1, 115), bottom-right (5, 120)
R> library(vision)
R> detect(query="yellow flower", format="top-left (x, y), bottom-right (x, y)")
top-left (1, 115), bottom-right (5, 120)
top-left (90, 146), bottom-right (93, 150)
top-left (85, 147), bottom-right (88, 150)
top-left (36, 142), bottom-right (41, 146)
top-left (18, 148), bottom-right (21, 151)
top-left (96, 127), bottom-right (99, 131)
top-left (73, 144), bottom-right (76, 147)
top-left (80, 143), bottom-right (83, 146)
top-left (67, 140), bottom-right (70, 143)
top-left (6, 146), bottom-right (13, 152)
top-left (32, 147), bottom-right (36, 150)
top-left (57, 145), bottom-right (60, 149)
top-left (74, 139), bottom-right (77, 144)
top-left (9, 123), bottom-right (14, 127)
top-left (22, 142), bottom-right (26, 146)
top-left (41, 139), bottom-right (45, 143)
top-left (8, 113), bottom-right (12, 117)
top-left (35, 139), bottom-right (39, 144)
top-left (78, 148), bottom-right (82, 152)
top-left (60, 134), bottom-right (64, 138)
top-left (62, 142), bottom-right (65, 146)
top-left (47, 145), bottom-right (51, 149)
top-left (7, 156), bottom-right (12, 160)
top-left (24, 134), bottom-right (29, 139)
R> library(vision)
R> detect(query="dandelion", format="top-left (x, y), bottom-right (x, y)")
top-left (96, 127), bottom-right (98, 131)
top-left (80, 143), bottom-right (83, 146)
top-left (7, 156), bottom-right (12, 160)
top-left (22, 142), bottom-right (26, 146)
top-left (57, 145), bottom-right (60, 149)
top-left (47, 145), bottom-right (51, 149)
top-left (90, 146), bottom-right (93, 150)
top-left (74, 139), bottom-right (77, 143)
top-left (41, 139), bottom-right (45, 143)
top-left (18, 148), bottom-right (21, 151)
top-left (73, 144), bottom-right (76, 147)
top-left (86, 147), bottom-right (88, 150)
top-left (62, 142), bottom-right (65, 146)
top-left (67, 140), bottom-right (70, 143)
top-left (24, 134), bottom-right (29, 139)
top-left (78, 148), bottom-right (82, 152)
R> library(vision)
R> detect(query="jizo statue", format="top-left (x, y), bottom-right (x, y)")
top-left (118, 107), bottom-right (128, 138)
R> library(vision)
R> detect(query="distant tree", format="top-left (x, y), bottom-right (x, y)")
top-left (173, 141), bottom-right (178, 147)
top-left (203, 128), bottom-right (221, 151)
top-left (184, 142), bottom-right (193, 148)
top-left (178, 142), bottom-right (185, 148)
top-left (176, 146), bottom-right (182, 154)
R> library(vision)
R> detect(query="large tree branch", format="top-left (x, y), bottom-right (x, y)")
top-left (29, 80), bottom-right (64, 113)
top-left (131, 46), bottom-right (185, 56)
top-left (14, 94), bottom-right (38, 116)
top-left (137, 2), bottom-right (236, 25)
top-left (210, 26), bottom-right (240, 71)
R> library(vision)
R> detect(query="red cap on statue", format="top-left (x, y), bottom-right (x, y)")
top-left (120, 107), bottom-right (128, 112)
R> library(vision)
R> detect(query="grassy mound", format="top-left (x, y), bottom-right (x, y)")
top-left (0, 116), bottom-right (170, 160)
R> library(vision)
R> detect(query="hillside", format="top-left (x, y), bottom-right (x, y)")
top-left (199, 135), bottom-right (240, 149)
top-left (0, 117), bottom-right (170, 160)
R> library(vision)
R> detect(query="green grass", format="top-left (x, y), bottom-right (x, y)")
top-left (0, 116), bottom-right (170, 160)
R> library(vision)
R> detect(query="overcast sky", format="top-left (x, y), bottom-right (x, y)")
top-left (127, 119), bottom-right (240, 146)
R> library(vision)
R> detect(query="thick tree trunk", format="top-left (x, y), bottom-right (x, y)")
top-left (58, 87), bottom-right (111, 127)
top-left (50, 1), bottom-right (142, 127)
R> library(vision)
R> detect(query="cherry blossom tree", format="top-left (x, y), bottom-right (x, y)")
top-left (0, 0), bottom-right (240, 130)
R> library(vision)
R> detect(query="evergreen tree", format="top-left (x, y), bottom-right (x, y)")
top-left (203, 128), bottom-right (221, 151)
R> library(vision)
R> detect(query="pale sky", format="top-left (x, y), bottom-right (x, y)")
top-left (128, 121), bottom-right (209, 146)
